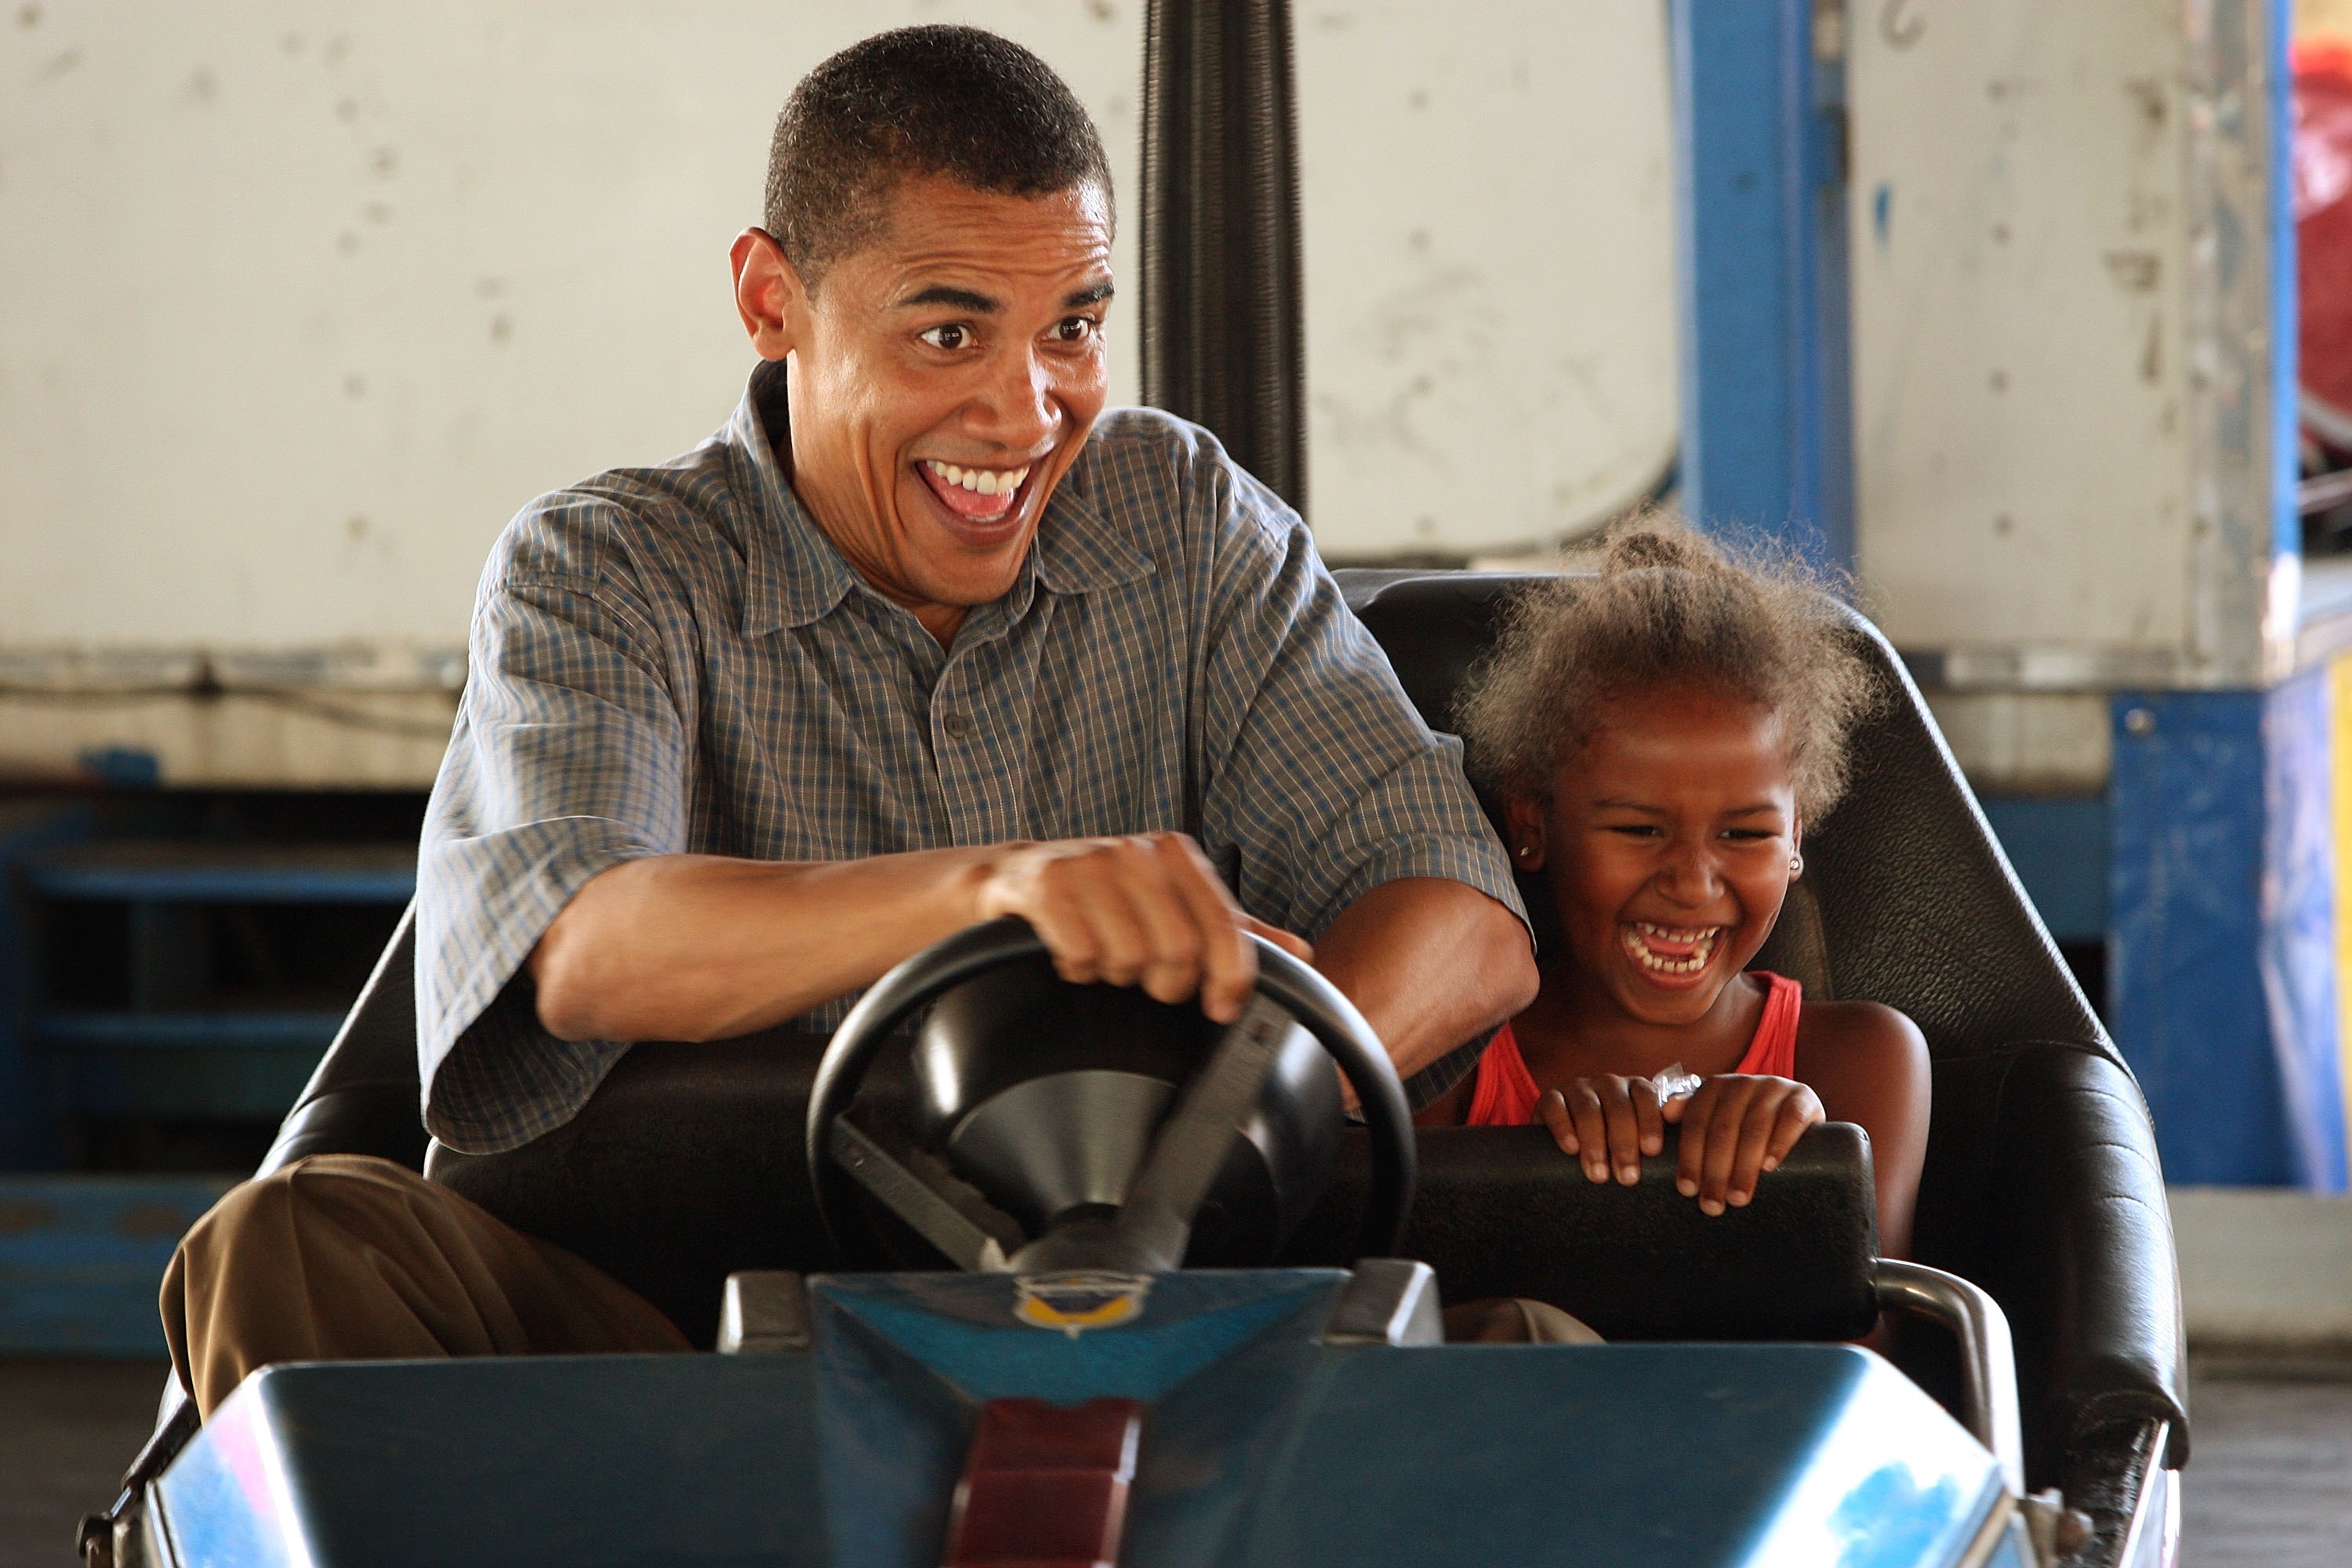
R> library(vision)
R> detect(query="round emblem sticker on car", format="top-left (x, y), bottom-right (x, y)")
top-left (1014, 1272), bottom-right (1152, 1338)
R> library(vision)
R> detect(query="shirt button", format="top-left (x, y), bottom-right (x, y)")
top-left (940, 710), bottom-right (968, 739)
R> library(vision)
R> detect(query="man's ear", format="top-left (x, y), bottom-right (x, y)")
top-left (1501, 795), bottom-right (1548, 871)
top-left (731, 228), bottom-right (807, 361)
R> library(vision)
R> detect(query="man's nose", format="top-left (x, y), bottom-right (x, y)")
top-left (969, 343), bottom-right (1061, 450)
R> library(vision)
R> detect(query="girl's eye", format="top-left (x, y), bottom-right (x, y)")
top-left (919, 324), bottom-right (971, 351)
top-left (1606, 824), bottom-right (1664, 839)
top-left (1722, 828), bottom-right (1776, 842)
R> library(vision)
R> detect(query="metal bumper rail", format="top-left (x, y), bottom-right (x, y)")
top-left (1874, 1258), bottom-right (2026, 1496)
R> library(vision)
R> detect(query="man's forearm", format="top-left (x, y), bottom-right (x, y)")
top-left (528, 831), bottom-right (1316, 1044)
top-left (529, 849), bottom-right (996, 1043)
top-left (1312, 877), bottom-right (1537, 1082)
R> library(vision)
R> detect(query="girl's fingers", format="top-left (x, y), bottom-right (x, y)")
top-left (1675, 1083), bottom-right (1718, 1198)
top-left (1569, 1080), bottom-right (1612, 1183)
top-left (1631, 1075), bottom-right (1665, 1159)
top-left (1697, 1084), bottom-right (1750, 1214)
top-left (1599, 1078), bottom-right (1643, 1185)
top-left (1537, 1088), bottom-right (1578, 1156)
top-left (1724, 1087), bottom-right (1788, 1208)
top-left (1759, 1087), bottom-right (1824, 1174)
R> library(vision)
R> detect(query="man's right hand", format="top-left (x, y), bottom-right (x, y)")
top-left (972, 833), bottom-right (1312, 1024)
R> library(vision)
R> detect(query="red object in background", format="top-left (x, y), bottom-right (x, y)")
top-left (940, 1397), bottom-right (1142, 1568)
top-left (2297, 40), bottom-right (2352, 455)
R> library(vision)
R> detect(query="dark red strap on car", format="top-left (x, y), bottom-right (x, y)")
top-left (940, 1396), bottom-right (1142, 1568)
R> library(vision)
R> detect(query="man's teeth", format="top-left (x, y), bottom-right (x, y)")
top-left (925, 459), bottom-right (1031, 498)
top-left (1622, 921), bottom-right (1722, 975)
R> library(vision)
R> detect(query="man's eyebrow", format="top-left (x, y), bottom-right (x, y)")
top-left (1063, 281), bottom-right (1115, 308)
top-left (896, 285), bottom-right (1000, 314)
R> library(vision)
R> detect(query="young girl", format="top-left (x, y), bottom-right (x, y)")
top-left (1430, 521), bottom-right (1931, 1258)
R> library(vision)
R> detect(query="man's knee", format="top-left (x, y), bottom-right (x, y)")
top-left (179, 1155), bottom-right (428, 1267)
top-left (267, 1152), bottom-right (441, 1216)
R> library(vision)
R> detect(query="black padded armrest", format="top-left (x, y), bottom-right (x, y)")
top-left (1988, 1045), bottom-right (2188, 1472)
top-left (1283, 1122), bottom-right (1883, 1341)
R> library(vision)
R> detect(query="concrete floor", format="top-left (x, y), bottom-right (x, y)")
top-left (2177, 1370), bottom-right (2352, 1568)
top-left (0, 1361), bottom-right (163, 1568)
top-left (0, 1361), bottom-right (2346, 1567)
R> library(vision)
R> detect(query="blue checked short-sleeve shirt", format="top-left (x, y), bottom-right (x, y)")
top-left (418, 361), bottom-right (1524, 1152)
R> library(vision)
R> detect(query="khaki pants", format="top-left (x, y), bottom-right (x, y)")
top-left (162, 1154), bottom-right (689, 1416)
top-left (1440, 1295), bottom-right (1604, 1345)
top-left (163, 1153), bottom-right (1595, 1417)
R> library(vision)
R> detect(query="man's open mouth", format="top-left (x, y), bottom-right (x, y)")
top-left (919, 458), bottom-right (1035, 528)
top-left (1621, 920), bottom-right (1723, 978)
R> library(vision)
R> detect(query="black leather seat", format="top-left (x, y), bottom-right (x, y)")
top-left (142, 569), bottom-right (2183, 1563)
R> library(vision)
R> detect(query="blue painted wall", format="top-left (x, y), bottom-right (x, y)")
top-left (2110, 691), bottom-right (2297, 1185)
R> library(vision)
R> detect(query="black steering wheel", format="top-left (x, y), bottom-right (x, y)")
top-left (807, 916), bottom-right (1416, 1271)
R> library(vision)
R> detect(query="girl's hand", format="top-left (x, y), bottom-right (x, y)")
top-left (1661, 1074), bottom-right (1824, 1215)
top-left (1535, 1076), bottom-right (1666, 1185)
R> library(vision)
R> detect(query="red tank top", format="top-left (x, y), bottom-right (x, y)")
top-left (1465, 971), bottom-right (1804, 1127)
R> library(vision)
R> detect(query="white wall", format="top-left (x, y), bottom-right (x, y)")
top-left (0, 1), bottom-right (1142, 657)
top-left (1849, 0), bottom-right (2190, 656)
top-left (0, 0), bottom-right (1678, 673)
top-left (1297, 2), bottom-right (1677, 557)
top-left (1848, 0), bottom-right (2288, 690)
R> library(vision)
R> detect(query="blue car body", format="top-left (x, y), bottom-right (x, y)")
top-left (148, 1268), bottom-right (2028, 1568)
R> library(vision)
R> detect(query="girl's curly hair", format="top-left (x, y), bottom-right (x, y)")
top-left (1456, 515), bottom-right (1881, 821)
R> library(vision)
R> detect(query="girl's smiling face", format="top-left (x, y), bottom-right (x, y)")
top-left (1507, 683), bottom-right (1801, 1026)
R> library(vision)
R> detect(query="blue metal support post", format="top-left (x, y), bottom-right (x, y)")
top-left (1671, 0), bottom-right (1855, 572)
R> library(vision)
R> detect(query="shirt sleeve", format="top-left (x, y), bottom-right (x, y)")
top-left (1187, 443), bottom-right (1530, 1100)
top-left (415, 511), bottom-right (692, 1153)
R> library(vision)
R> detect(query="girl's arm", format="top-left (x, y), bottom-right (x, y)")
top-left (1793, 1000), bottom-right (1933, 1259)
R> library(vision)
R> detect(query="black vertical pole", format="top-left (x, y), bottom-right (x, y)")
top-left (1138, 0), bottom-right (1308, 515)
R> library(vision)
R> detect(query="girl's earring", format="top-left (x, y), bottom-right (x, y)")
top-left (1788, 854), bottom-right (1804, 877)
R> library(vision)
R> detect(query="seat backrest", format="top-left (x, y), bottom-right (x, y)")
top-left (1333, 569), bottom-right (2116, 1065)
top-left (258, 900), bottom-right (429, 1176)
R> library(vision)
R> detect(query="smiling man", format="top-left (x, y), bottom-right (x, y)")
top-left (159, 25), bottom-right (1534, 1412)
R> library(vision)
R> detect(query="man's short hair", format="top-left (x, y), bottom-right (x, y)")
top-left (764, 26), bottom-right (1113, 289)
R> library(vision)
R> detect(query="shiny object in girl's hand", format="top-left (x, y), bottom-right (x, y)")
top-left (1650, 1062), bottom-right (1703, 1104)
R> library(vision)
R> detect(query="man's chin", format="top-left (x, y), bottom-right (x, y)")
top-left (898, 539), bottom-right (1032, 611)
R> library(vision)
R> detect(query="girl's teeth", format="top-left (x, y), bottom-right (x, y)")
top-left (1622, 922), bottom-right (1721, 975)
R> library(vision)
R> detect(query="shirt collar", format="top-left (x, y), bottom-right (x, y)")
top-left (728, 361), bottom-right (1152, 637)
top-left (731, 362), bottom-right (860, 635)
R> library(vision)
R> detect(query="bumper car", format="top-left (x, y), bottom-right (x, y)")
top-left (82, 573), bottom-right (2184, 1568)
